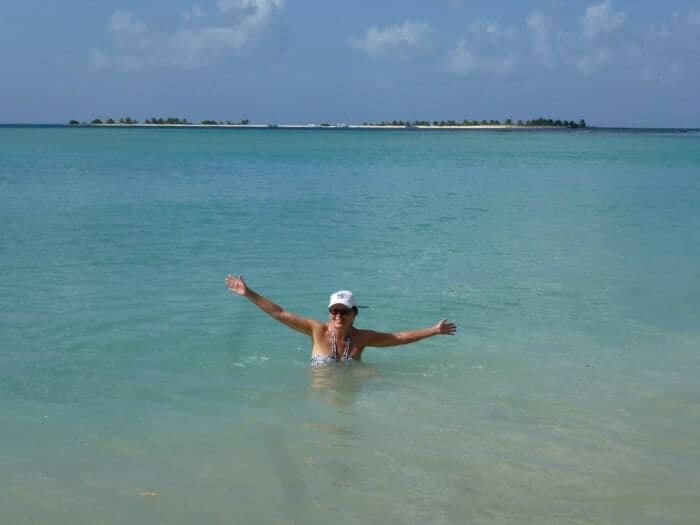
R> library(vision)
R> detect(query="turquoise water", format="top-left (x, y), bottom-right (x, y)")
top-left (2, 127), bottom-right (699, 524)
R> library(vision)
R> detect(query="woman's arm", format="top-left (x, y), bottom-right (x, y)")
top-left (225, 274), bottom-right (319, 335)
top-left (360, 318), bottom-right (457, 348)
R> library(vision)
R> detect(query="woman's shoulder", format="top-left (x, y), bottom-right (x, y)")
top-left (351, 327), bottom-right (378, 341)
top-left (310, 320), bottom-right (330, 334)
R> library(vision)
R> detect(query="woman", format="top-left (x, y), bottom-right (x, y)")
top-left (225, 274), bottom-right (457, 366)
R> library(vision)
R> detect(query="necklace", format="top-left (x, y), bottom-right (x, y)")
top-left (330, 330), bottom-right (352, 361)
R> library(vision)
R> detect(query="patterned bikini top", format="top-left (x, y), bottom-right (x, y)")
top-left (330, 330), bottom-right (352, 360)
top-left (309, 330), bottom-right (353, 366)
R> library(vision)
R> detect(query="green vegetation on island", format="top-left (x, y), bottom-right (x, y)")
top-left (70, 116), bottom-right (139, 125)
top-left (70, 116), bottom-right (251, 126)
top-left (367, 117), bottom-right (586, 128)
top-left (200, 119), bottom-right (251, 126)
top-left (144, 117), bottom-right (190, 125)
top-left (68, 116), bottom-right (587, 129)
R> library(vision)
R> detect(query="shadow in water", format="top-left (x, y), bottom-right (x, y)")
top-left (307, 361), bottom-right (379, 409)
top-left (262, 425), bottom-right (310, 525)
top-left (259, 364), bottom-right (384, 522)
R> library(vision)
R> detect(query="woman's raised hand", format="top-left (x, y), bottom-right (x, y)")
top-left (436, 318), bottom-right (457, 335)
top-left (225, 274), bottom-right (249, 296)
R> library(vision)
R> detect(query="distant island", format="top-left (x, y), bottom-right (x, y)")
top-left (68, 116), bottom-right (587, 129)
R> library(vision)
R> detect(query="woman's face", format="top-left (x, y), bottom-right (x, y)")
top-left (329, 305), bottom-right (356, 328)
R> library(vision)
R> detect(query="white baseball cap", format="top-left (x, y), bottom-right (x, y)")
top-left (328, 290), bottom-right (367, 309)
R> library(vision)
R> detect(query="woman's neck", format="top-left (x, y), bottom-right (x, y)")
top-left (331, 324), bottom-right (352, 339)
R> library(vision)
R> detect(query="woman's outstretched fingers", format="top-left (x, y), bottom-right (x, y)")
top-left (437, 318), bottom-right (457, 335)
top-left (225, 274), bottom-right (247, 295)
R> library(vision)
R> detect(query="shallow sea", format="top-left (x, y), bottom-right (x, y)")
top-left (1, 126), bottom-right (699, 524)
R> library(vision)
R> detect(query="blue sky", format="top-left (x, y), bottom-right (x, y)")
top-left (1, 0), bottom-right (698, 127)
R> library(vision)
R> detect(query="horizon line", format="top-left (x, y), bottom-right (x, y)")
top-left (1, 123), bottom-right (699, 131)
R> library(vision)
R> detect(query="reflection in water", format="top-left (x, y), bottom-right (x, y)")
top-left (300, 362), bottom-right (382, 507)
top-left (255, 364), bottom-right (381, 521)
top-left (307, 361), bottom-right (379, 409)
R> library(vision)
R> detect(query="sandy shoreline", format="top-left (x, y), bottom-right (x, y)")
top-left (85, 123), bottom-right (562, 130)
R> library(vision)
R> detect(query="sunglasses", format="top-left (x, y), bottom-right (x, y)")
top-left (329, 308), bottom-right (352, 316)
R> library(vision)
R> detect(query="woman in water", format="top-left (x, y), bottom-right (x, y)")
top-left (225, 275), bottom-right (457, 365)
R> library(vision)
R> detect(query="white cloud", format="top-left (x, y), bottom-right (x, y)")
top-left (348, 21), bottom-right (431, 58)
top-left (109, 10), bottom-right (147, 35)
top-left (641, 62), bottom-right (684, 83)
top-left (443, 40), bottom-right (478, 75)
top-left (107, 10), bottom-right (151, 50)
top-left (485, 54), bottom-right (518, 75)
top-left (638, 8), bottom-right (700, 82)
top-left (652, 9), bottom-right (700, 38)
top-left (441, 17), bottom-right (517, 77)
top-left (686, 9), bottom-right (700, 27)
top-left (438, 3), bottom-right (637, 78)
top-left (442, 39), bottom-right (517, 76)
top-left (182, 5), bottom-right (205, 21)
top-left (218, 0), bottom-right (283, 26)
top-left (669, 63), bottom-right (683, 76)
top-left (468, 20), bottom-right (514, 40)
top-left (89, 0), bottom-right (284, 71)
top-left (88, 48), bottom-right (111, 69)
top-left (576, 47), bottom-right (612, 73)
top-left (439, 4), bottom-right (694, 83)
top-left (580, 2), bottom-right (625, 40)
top-left (88, 48), bottom-right (156, 72)
top-left (526, 10), bottom-right (555, 65)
